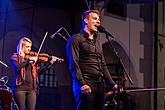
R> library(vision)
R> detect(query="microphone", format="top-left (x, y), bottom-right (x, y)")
top-left (50, 27), bottom-right (63, 39)
top-left (97, 26), bottom-right (114, 38)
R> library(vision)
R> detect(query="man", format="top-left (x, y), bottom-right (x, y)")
top-left (66, 10), bottom-right (117, 110)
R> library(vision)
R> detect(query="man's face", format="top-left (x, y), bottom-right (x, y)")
top-left (22, 41), bottom-right (32, 54)
top-left (86, 12), bottom-right (100, 32)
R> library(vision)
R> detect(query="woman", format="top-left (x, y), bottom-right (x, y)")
top-left (10, 37), bottom-right (61, 110)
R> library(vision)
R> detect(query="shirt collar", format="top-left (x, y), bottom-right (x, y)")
top-left (80, 29), bottom-right (98, 39)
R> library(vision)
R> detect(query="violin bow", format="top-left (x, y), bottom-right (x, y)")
top-left (35, 32), bottom-right (64, 63)
top-left (35, 32), bottom-right (48, 63)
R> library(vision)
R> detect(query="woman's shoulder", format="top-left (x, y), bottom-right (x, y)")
top-left (11, 53), bottom-right (19, 56)
top-left (11, 53), bottom-right (19, 59)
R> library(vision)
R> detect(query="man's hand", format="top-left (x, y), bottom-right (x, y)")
top-left (80, 85), bottom-right (91, 94)
top-left (113, 84), bottom-right (123, 93)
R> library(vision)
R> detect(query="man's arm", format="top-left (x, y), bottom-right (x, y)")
top-left (66, 36), bottom-right (86, 86)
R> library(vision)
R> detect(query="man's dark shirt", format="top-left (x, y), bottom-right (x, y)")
top-left (66, 30), bottom-right (115, 86)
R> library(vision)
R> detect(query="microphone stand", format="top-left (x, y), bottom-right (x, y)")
top-left (0, 60), bottom-right (8, 68)
top-left (104, 33), bottom-right (133, 110)
top-left (58, 27), bottom-right (70, 41)
top-left (50, 27), bottom-right (70, 41)
top-left (104, 34), bottom-right (133, 86)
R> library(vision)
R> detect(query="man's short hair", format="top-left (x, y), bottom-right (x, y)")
top-left (81, 10), bottom-right (100, 21)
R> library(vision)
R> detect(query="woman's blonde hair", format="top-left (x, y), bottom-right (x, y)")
top-left (17, 37), bottom-right (32, 55)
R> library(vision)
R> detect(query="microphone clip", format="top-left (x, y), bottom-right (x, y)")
top-left (50, 27), bottom-right (71, 41)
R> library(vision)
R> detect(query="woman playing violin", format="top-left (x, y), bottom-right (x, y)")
top-left (10, 37), bottom-right (63, 110)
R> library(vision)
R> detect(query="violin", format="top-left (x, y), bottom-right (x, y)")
top-left (25, 51), bottom-right (64, 63)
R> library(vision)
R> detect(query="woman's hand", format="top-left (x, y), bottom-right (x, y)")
top-left (50, 56), bottom-right (64, 64)
top-left (29, 56), bottom-right (38, 63)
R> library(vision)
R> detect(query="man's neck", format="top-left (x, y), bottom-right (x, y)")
top-left (84, 27), bottom-right (94, 40)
